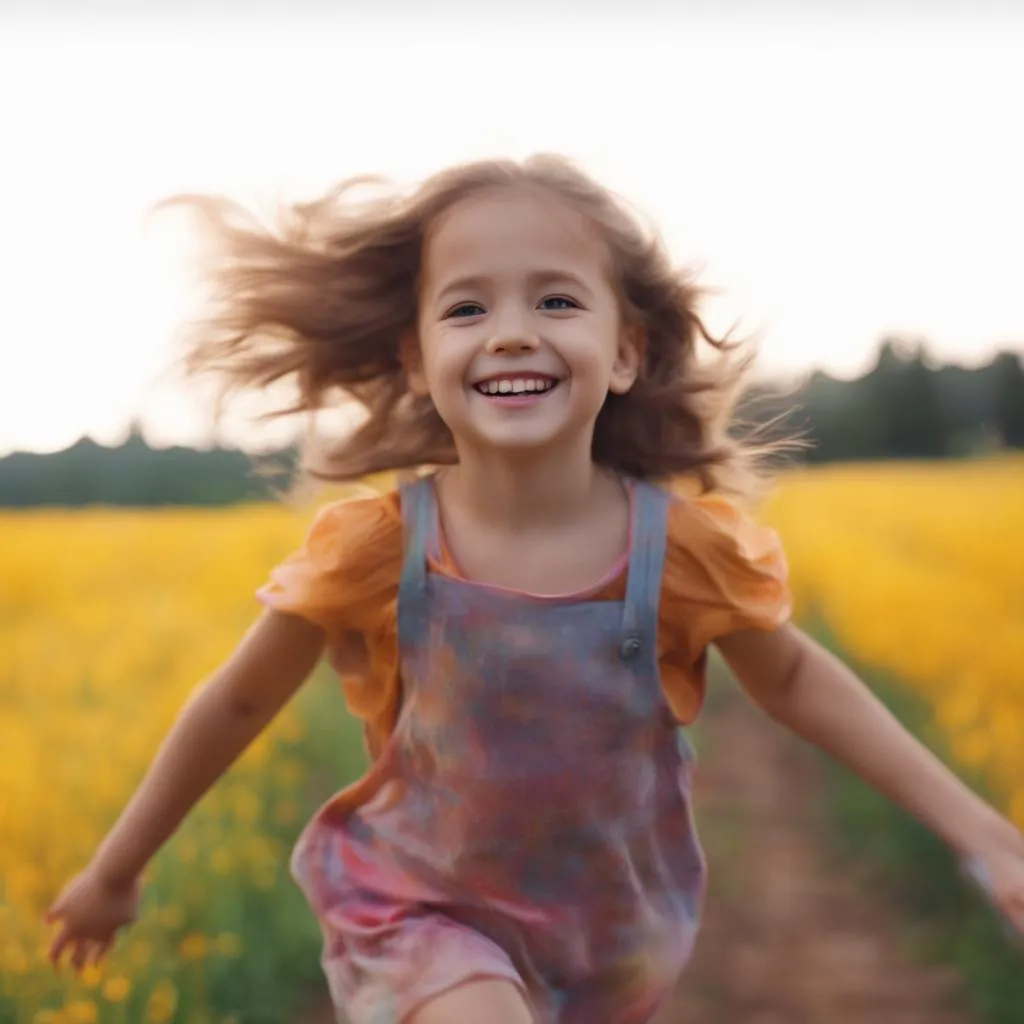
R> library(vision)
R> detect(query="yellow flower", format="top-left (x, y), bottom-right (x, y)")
top-left (210, 848), bottom-right (234, 874)
top-left (158, 904), bottom-right (185, 928)
top-left (764, 456), bottom-right (1024, 819)
top-left (145, 979), bottom-right (179, 1024)
top-left (63, 1002), bottom-right (98, 1024)
top-left (214, 932), bottom-right (243, 958)
top-left (179, 932), bottom-right (210, 961)
top-left (102, 976), bottom-right (132, 1003)
top-left (80, 963), bottom-right (103, 988)
top-left (2, 941), bottom-right (30, 974)
top-left (0, 501), bottom-right (339, 1012)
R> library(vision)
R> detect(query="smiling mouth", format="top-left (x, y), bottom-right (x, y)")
top-left (472, 376), bottom-right (561, 397)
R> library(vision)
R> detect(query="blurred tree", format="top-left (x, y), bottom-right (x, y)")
top-left (0, 434), bottom-right (297, 507)
top-left (991, 351), bottom-right (1024, 447)
top-left (3, 341), bottom-right (1022, 506)
top-left (861, 337), bottom-right (947, 458)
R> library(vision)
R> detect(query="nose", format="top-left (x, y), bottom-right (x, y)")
top-left (484, 306), bottom-right (540, 356)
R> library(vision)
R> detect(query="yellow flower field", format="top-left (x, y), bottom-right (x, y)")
top-left (0, 503), bottom-right (356, 1024)
top-left (1, 458), bottom-right (1020, 1021)
top-left (764, 454), bottom-right (1024, 827)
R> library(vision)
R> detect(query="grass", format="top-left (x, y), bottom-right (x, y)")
top-left (808, 623), bottom-right (1023, 1024)
top-left (149, 670), bottom-right (365, 1024)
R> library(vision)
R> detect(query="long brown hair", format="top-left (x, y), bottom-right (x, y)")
top-left (165, 154), bottom-right (788, 500)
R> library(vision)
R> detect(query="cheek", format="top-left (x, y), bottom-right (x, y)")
top-left (566, 332), bottom-right (621, 381)
top-left (422, 349), bottom-right (463, 390)
top-left (429, 331), bottom-right (478, 379)
top-left (418, 341), bottom-right (473, 411)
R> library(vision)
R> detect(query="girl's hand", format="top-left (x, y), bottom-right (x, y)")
top-left (963, 846), bottom-right (1024, 944)
top-left (44, 866), bottom-right (140, 971)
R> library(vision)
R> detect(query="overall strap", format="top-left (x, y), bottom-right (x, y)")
top-left (621, 480), bottom-right (670, 658)
top-left (397, 474), bottom-right (438, 643)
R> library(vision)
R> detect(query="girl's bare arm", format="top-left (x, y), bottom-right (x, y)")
top-left (716, 623), bottom-right (1022, 860)
top-left (88, 609), bottom-right (325, 886)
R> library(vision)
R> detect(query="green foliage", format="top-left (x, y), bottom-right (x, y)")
top-left (811, 625), bottom-right (1024, 1024)
top-left (197, 672), bottom-right (365, 1022)
top-left (0, 431), bottom-right (297, 508)
top-left (742, 339), bottom-right (1024, 464)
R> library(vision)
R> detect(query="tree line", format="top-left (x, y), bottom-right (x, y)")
top-left (742, 338), bottom-right (1024, 462)
top-left (2, 339), bottom-right (1022, 507)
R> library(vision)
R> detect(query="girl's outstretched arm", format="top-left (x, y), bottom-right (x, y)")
top-left (45, 609), bottom-right (326, 969)
top-left (717, 623), bottom-right (1024, 938)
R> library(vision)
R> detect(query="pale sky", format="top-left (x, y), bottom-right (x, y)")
top-left (2, 3), bottom-right (1023, 455)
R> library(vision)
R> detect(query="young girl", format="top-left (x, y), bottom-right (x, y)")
top-left (46, 154), bottom-right (1023, 1023)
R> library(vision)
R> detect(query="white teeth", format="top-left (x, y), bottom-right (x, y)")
top-left (475, 374), bottom-right (557, 393)
top-left (477, 377), bottom-right (556, 395)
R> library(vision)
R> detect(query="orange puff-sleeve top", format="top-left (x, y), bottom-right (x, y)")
top-left (258, 484), bottom-right (791, 767)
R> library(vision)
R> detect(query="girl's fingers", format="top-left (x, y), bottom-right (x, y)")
top-left (70, 941), bottom-right (90, 974)
top-left (88, 938), bottom-right (113, 966)
top-left (996, 893), bottom-right (1024, 943)
top-left (44, 892), bottom-right (70, 925)
top-left (1009, 897), bottom-right (1024, 936)
top-left (49, 927), bottom-right (70, 966)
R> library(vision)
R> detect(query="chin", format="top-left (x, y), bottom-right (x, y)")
top-left (475, 431), bottom-right (563, 455)
top-left (470, 418), bottom-right (590, 457)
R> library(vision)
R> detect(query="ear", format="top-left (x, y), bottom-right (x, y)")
top-left (399, 329), bottom-right (430, 397)
top-left (608, 324), bottom-right (645, 395)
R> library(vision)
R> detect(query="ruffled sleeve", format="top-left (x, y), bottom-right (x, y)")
top-left (257, 490), bottom-right (405, 754)
top-left (662, 493), bottom-right (792, 663)
top-left (257, 490), bottom-right (404, 637)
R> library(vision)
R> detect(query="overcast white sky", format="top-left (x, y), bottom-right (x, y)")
top-left (2, 2), bottom-right (1022, 454)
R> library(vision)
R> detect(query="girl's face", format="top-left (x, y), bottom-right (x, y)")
top-left (409, 186), bottom-right (642, 459)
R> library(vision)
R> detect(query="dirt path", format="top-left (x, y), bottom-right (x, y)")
top-left (299, 680), bottom-right (972, 1023)
top-left (658, 680), bottom-right (970, 1024)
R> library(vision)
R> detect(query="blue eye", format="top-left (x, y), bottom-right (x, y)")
top-left (540, 296), bottom-right (578, 310)
top-left (445, 302), bottom-right (485, 319)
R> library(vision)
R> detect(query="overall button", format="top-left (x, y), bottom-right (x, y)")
top-left (620, 635), bottom-right (643, 660)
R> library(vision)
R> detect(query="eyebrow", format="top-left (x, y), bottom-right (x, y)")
top-left (433, 269), bottom-right (596, 304)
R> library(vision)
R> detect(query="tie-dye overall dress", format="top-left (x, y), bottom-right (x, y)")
top-left (289, 476), bottom-right (709, 1023)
